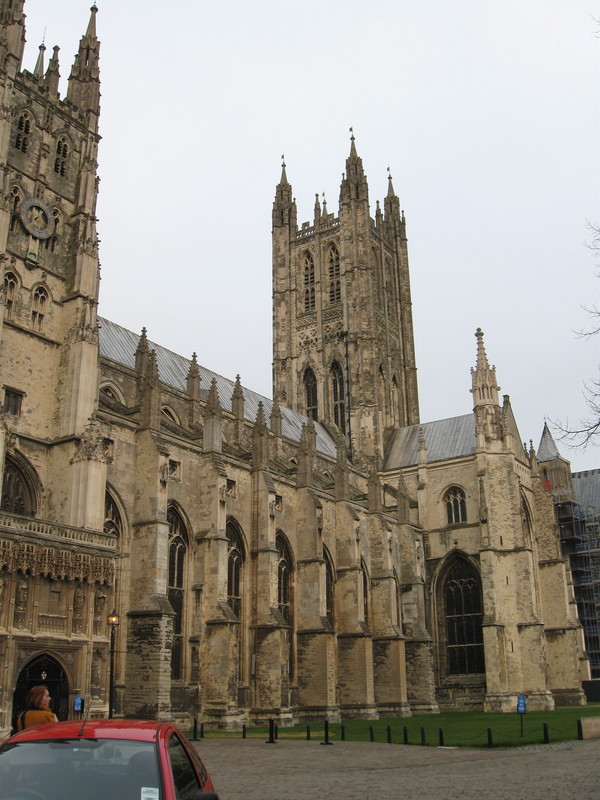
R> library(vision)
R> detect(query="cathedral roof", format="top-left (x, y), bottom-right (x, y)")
top-left (384, 414), bottom-right (476, 469)
top-left (98, 318), bottom-right (338, 458)
top-left (572, 469), bottom-right (600, 517)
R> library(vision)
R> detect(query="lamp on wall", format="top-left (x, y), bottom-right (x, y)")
top-left (107, 610), bottom-right (120, 719)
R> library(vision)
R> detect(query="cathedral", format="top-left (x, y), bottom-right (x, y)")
top-left (0, 3), bottom-right (588, 735)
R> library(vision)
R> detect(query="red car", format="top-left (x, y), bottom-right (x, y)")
top-left (0, 718), bottom-right (218, 800)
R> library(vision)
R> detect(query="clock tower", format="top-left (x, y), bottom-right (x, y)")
top-left (0, 4), bottom-right (105, 530)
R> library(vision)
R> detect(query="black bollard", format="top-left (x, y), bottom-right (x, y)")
top-left (275, 723), bottom-right (278, 740)
top-left (420, 727), bottom-right (426, 747)
top-left (543, 722), bottom-right (549, 744)
top-left (321, 719), bottom-right (333, 745)
top-left (306, 724), bottom-right (311, 740)
top-left (387, 725), bottom-right (392, 744)
top-left (266, 718), bottom-right (276, 744)
top-left (577, 719), bottom-right (583, 741)
top-left (487, 728), bottom-right (493, 748)
top-left (242, 724), bottom-right (246, 739)
top-left (200, 722), bottom-right (205, 739)
top-left (341, 724), bottom-right (346, 741)
top-left (369, 725), bottom-right (375, 742)
top-left (193, 717), bottom-right (198, 741)
top-left (403, 726), bottom-right (409, 745)
top-left (439, 728), bottom-right (444, 747)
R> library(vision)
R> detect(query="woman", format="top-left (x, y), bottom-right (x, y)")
top-left (17, 685), bottom-right (58, 730)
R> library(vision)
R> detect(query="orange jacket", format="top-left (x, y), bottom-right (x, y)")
top-left (17, 706), bottom-right (57, 730)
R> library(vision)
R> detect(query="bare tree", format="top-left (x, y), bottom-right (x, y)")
top-left (554, 222), bottom-right (600, 446)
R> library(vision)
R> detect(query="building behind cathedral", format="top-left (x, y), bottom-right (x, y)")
top-left (0, 3), bottom-right (589, 735)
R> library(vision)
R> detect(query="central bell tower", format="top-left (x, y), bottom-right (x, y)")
top-left (272, 136), bottom-right (419, 465)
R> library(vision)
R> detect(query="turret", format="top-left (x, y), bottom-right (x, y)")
top-left (44, 46), bottom-right (61, 96)
top-left (272, 158), bottom-right (297, 230)
top-left (339, 131), bottom-right (369, 206)
top-left (470, 328), bottom-right (503, 447)
top-left (0, 0), bottom-right (25, 76)
top-left (67, 5), bottom-right (101, 119)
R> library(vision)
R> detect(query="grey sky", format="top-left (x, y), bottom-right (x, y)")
top-left (25, 0), bottom-right (600, 470)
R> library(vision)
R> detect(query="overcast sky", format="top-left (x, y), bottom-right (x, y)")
top-left (24, 0), bottom-right (600, 471)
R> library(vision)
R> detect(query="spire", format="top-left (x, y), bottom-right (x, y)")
top-left (340, 128), bottom-right (369, 206)
top-left (313, 193), bottom-right (321, 225)
top-left (470, 328), bottom-right (500, 407)
top-left (384, 166), bottom-right (402, 223)
top-left (186, 352), bottom-right (201, 400)
top-left (67, 5), bottom-right (101, 117)
top-left (537, 422), bottom-right (563, 463)
top-left (33, 42), bottom-right (46, 79)
top-left (231, 374), bottom-right (244, 420)
top-left (272, 155), bottom-right (297, 229)
top-left (44, 45), bottom-right (61, 95)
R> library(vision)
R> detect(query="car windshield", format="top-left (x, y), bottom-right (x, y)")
top-left (0, 738), bottom-right (162, 800)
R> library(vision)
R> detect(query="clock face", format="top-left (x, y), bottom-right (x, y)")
top-left (19, 197), bottom-right (56, 240)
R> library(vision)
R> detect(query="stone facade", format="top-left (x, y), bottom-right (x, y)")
top-left (0, 4), bottom-right (587, 736)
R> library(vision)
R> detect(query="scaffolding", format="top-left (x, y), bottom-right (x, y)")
top-left (557, 491), bottom-right (600, 678)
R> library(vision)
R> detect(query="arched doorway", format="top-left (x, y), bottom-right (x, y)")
top-left (12, 653), bottom-right (70, 726)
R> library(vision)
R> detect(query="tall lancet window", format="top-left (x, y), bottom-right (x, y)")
top-left (331, 361), bottom-right (346, 434)
top-left (328, 244), bottom-right (341, 304)
top-left (167, 506), bottom-right (188, 680)
top-left (303, 252), bottom-right (315, 312)
top-left (304, 368), bottom-right (318, 421)
top-left (443, 557), bottom-right (485, 675)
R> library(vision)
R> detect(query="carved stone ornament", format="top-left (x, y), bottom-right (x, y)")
top-left (0, 536), bottom-right (115, 584)
top-left (70, 417), bottom-right (114, 465)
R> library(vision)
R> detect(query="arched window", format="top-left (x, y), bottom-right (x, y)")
top-left (445, 486), bottom-right (467, 525)
top-left (226, 520), bottom-right (244, 619)
top-left (104, 491), bottom-right (122, 538)
top-left (330, 361), bottom-right (345, 434)
top-left (15, 112), bottom-right (31, 153)
top-left (276, 533), bottom-right (292, 624)
top-left (54, 138), bottom-right (69, 176)
top-left (4, 272), bottom-right (17, 320)
top-left (443, 557), bottom-right (485, 675)
top-left (304, 368), bottom-right (318, 421)
top-left (167, 506), bottom-right (189, 680)
top-left (328, 244), bottom-right (341, 304)
top-left (31, 286), bottom-right (48, 332)
top-left (1, 457), bottom-right (35, 516)
top-left (303, 252), bottom-right (315, 312)
top-left (324, 545), bottom-right (335, 624)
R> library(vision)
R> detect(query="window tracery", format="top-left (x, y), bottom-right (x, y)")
top-left (54, 137), bottom-right (69, 176)
top-left (15, 112), bottom-right (31, 153)
top-left (31, 285), bottom-right (48, 332)
top-left (4, 272), bottom-right (17, 320)
top-left (445, 486), bottom-right (467, 525)
top-left (303, 252), bottom-right (315, 312)
top-left (331, 361), bottom-right (345, 433)
top-left (443, 557), bottom-right (485, 675)
top-left (304, 368), bottom-right (318, 421)
top-left (1, 457), bottom-right (35, 516)
top-left (168, 506), bottom-right (188, 680)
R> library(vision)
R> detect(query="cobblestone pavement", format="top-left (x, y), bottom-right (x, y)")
top-left (193, 737), bottom-right (600, 800)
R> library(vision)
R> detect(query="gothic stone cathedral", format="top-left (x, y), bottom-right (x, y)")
top-left (0, 4), bottom-right (588, 734)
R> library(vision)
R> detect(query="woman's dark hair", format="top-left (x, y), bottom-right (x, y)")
top-left (25, 685), bottom-right (48, 709)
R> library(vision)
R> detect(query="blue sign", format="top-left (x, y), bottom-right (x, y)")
top-left (73, 696), bottom-right (84, 713)
top-left (517, 695), bottom-right (526, 714)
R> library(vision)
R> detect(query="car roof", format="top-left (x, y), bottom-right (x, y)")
top-left (5, 719), bottom-right (170, 744)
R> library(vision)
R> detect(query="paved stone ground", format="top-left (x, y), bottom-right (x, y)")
top-left (193, 737), bottom-right (600, 800)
